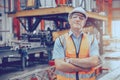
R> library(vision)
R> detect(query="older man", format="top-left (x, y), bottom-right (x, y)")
top-left (52, 7), bottom-right (101, 80)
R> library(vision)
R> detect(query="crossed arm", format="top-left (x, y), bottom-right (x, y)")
top-left (55, 56), bottom-right (101, 73)
top-left (54, 36), bottom-right (101, 72)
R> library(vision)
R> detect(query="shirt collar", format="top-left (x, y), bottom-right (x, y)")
top-left (68, 29), bottom-right (83, 37)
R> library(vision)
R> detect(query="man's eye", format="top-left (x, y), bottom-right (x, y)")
top-left (79, 17), bottom-right (85, 20)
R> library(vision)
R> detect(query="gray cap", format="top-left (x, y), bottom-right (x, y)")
top-left (68, 7), bottom-right (87, 19)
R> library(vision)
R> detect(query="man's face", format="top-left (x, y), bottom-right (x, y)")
top-left (69, 13), bottom-right (87, 31)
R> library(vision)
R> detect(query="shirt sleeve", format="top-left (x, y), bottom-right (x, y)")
top-left (89, 35), bottom-right (100, 56)
top-left (52, 37), bottom-right (65, 59)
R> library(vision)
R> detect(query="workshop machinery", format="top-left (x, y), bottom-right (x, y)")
top-left (2, 0), bottom-right (108, 76)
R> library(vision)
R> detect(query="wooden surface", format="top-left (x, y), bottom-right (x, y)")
top-left (8, 6), bottom-right (107, 21)
top-left (8, 6), bottom-right (73, 17)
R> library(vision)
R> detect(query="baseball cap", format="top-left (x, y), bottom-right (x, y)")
top-left (68, 7), bottom-right (87, 19)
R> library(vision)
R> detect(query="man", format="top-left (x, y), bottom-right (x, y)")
top-left (52, 7), bottom-right (101, 80)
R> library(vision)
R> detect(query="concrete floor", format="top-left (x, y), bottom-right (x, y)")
top-left (1, 41), bottom-right (120, 80)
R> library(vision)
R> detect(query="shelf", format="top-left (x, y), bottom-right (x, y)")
top-left (8, 6), bottom-right (73, 17)
top-left (8, 6), bottom-right (108, 21)
top-left (87, 12), bottom-right (108, 21)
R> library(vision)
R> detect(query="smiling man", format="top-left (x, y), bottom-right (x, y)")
top-left (52, 7), bottom-right (101, 80)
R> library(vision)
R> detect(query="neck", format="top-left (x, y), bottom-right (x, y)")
top-left (71, 29), bottom-right (82, 38)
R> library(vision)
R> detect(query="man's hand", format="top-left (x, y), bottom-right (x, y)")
top-left (65, 56), bottom-right (100, 68)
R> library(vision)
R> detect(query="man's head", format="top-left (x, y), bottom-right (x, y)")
top-left (68, 7), bottom-right (88, 32)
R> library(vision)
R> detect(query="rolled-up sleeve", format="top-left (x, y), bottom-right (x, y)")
top-left (52, 38), bottom-right (65, 59)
